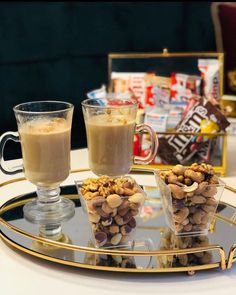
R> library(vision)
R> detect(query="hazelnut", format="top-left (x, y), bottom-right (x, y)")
top-left (95, 232), bottom-right (107, 246)
top-left (114, 215), bottom-right (124, 226)
top-left (128, 193), bottom-right (145, 205)
top-left (109, 225), bottom-right (119, 234)
top-left (182, 218), bottom-right (189, 226)
top-left (95, 207), bottom-right (110, 218)
top-left (107, 194), bottom-right (122, 208)
top-left (130, 209), bottom-right (139, 217)
top-left (118, 207), bottom-right (129, 217)
top-left (123, 211), bottom-right (133, 223)
top-left (111, 233), bottom-right (122, 245)
top-left (129, 202), bottom-right (140, 210)
top-left (118, 200), bottom-right (129, 210)
top-left (121, 225), bottom-right (132, 235)
top-left (102, 202), bottom-right (113, 214)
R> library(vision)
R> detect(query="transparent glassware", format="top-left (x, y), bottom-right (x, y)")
top-left (81, 97), bottom-right (158, 176)
top-left (76, 176), bottom-right (147, 249)
top-left (155, 171), bottom-right (225, 236)
top-left (0, 101), bottom-right (75, 224)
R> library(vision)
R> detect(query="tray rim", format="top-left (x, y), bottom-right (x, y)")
top-left (0, 167), bottom-right (235, 273)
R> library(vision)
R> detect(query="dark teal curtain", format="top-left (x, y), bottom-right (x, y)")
top-left (0, 2), bottom-right (216, 159)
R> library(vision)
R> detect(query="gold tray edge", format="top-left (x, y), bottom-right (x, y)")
top-left (0, 232), bottom-right (221, 273)
top-left (0, 167), bottom-right (235, 271)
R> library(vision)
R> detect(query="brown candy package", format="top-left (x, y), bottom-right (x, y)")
top-left (157, 100), bottom-right (230, 164)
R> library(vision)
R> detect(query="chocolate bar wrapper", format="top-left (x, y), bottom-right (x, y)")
top-left (111, 72), bottom-right (146, 108)
top-left (170, 73), bottom-right (201, 103)
top-left (157, 100), bottom-right (230, 164)
top-left (198, 59), bottom-right (220, 101)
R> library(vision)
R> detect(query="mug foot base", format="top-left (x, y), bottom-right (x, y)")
top-left (23, 197), bottom-right (75, 224)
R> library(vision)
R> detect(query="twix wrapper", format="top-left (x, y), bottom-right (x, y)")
top-left (158, 100), bottom-right (230, 164)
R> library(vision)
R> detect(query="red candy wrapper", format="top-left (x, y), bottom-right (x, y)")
top-left (158, 100), bottom-right (230, 164)
top-left (111, 72), bottom-right (146, 108)
top-left (171, 73), bottom-right (201, 103)
top-left (198, 59), bottom-right (220, 101)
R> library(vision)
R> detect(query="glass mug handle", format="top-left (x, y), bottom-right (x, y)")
top-left (134, 123), bottom-right (158, 165)
top-left (0, 131), bottom-right (23, 175)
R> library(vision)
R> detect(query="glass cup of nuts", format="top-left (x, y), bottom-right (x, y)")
top-left (155, 163), bottom-right (225, 236)
top-left (76, 175), bottom-right (146, 248)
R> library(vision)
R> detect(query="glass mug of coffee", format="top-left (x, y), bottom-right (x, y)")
top-left (82, 98), bottom-right (158, 176)
top-left (0, 101), bottom-right (75, 224)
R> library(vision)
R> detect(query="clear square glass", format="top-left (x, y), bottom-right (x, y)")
top-left (76, 176), bottom-right (146, 248)
top-left (155, 170), bottom-right (225, 236)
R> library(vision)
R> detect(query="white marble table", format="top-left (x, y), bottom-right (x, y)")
top-left (0, 141), bottom-right (236, 295)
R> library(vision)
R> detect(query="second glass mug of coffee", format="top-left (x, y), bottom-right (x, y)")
top-left (82, 97), bottom-right (158, 176)
top-left (0, 101), bottom-right (75, 224)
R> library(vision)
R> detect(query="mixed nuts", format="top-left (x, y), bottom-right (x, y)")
top-left (159, 163), bottom-right (221, 235)
top-left (80, 175), bottom-right (146, 247)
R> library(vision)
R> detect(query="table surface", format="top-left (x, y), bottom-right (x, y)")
top-left (1, 137), bottom-right (236, 295)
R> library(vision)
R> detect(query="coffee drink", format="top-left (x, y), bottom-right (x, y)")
top-left (19, 118), bottom-right (71, 187)
top-left (85, 114), bottom-right (136, 176)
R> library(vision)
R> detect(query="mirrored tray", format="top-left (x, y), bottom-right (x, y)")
top-left (0, 169), bottom-right (236, 275)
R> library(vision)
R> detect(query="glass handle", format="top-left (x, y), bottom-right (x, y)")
top-left (134, 124), bottom-right (158, 165)
top-left (0, 131), bottom-right (23, 175)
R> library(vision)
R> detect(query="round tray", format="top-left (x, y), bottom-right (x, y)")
top-left (0, 169), bottom-right (236, 275)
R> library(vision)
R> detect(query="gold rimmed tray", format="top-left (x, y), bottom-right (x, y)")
top-left (0, 169), bottom-right (236, 275)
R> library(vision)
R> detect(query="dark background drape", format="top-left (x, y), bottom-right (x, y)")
top-left (0, 2), bottom-right (216, 159)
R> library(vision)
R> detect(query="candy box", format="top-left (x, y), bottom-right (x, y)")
top-left (76, 176), bottom-right (146, 248)
top-left (108, 51), bottom-right (228, 176)
top-left (155, 163), bottom-right (225, 236)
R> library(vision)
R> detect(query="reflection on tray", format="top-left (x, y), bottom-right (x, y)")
top-left (31, 223), bottom-right (74, 261)
top-left (158, 229), bottom-right (212, 268)
top-left (84, 239), bottom-right (154, 269)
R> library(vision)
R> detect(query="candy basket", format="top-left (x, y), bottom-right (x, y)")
top-left (108, 50), bottom-right (228, 176)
